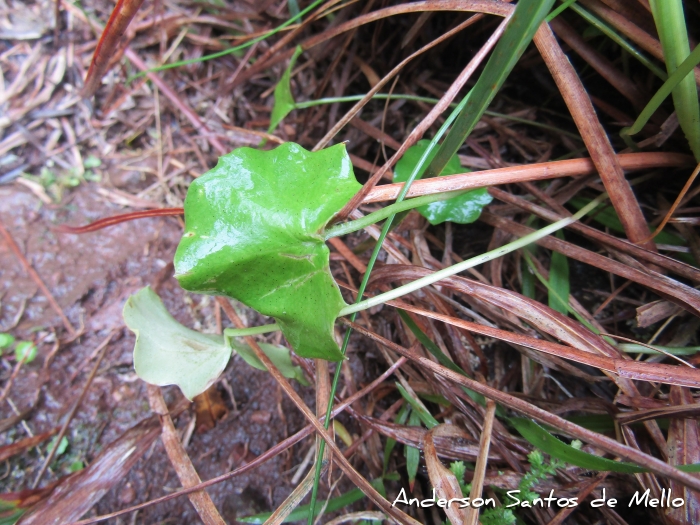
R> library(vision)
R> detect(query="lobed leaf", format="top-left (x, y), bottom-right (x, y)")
top-left (174, 142), bottom-right (361, 361)
top-left (124, 288), bottom-right (310, 399)
top-left (393, 140), bottom-right (491, 225)
top-left (124, 287), bottom-right (232, 400)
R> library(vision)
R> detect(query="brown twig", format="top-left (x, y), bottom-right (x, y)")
top-left (215, 298), bottom-right (421, 525)
top-left (533, 24), bottom-right (655, 250)
top-left (147, 385), bottom-right (225, 525)
top-left (340, 318), bottom-right (700, 492)
top-left (69, 355), bottom-right (407, 525)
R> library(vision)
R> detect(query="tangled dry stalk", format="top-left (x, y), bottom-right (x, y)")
top-left (1, 0), bottom-right (700, 524)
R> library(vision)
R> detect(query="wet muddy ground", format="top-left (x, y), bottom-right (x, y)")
top-left (0, 182), bottom-right (357, 523)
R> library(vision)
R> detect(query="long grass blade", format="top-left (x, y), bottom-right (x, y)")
top-left (648, 0), bottom-right (700, 160)
top-left (425, 0), bottom-right (556, 178)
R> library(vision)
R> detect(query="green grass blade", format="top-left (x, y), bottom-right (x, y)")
top-left (546, 0), bottom-right (577, 22)
top-left (618, 344), bottom-right (700, 356)
top-left (398, 310), bottom-right (465, 376)
top-left (511, 417), bottom-right (700, 474)
top-left (396, 383), bottom-right (439, 429)
top-left (510, 418), bottom-right (647, 473)
top-left (405, 410), bottom-right (421, 490)
top-left (383, 404), bottom-right (410, 474)
top-left (649, 0), bottom-right (700, 160)
top-left (132, 0), bottom-right (325, 78)
top-left (570, 3), bottom-right (667, 79)
top-left (622, 42), bottom-right (700, 157)
top-left (425, 0), bottom-right (556, 178)
top-left (548, 231), bottom-right (570, 315)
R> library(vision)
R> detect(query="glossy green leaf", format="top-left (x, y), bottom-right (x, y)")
top-left (174, 142), bottom-right (361, 361)
top-left (393, 140), bottom-right (491, 225)
top-left (124, 287), bottom-right (232, 400)
top-left (227, 333), bottom-right (310, 387)
top-left (268, 46), bottom-right (303, 135)
top-left (548, 231), bottom-right (569, 315)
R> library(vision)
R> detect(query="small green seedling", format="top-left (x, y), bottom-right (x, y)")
top-left (47, 436), bottom-right (69, 457)
top-left (14, 341), bottom-right (37, 363)
top-left (0, 333), bottom-right (15, 350)
top-left (123, 139), bottom-right (603, 400)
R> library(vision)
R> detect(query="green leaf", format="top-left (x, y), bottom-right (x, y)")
top-left (384, 404), bottom-right (410, 474)
top-left (174, 143), bottom-right (361, 361)
top-left (268, 46), bottom-right (303, 135)
top-left (0, 334), bottom-right (15, 350)
top-left (395, 382), bottom-right (439, 428)
top-left (509, 417), bottom-right (647, 473)
top-left (14, 341), bottom-right (36, 363)
top-left (47, 436), bottom-right (69, 457)
top-left (548, 231), bottom-right (569, 315)
top-left (393, 140), bottom-right (491, 225)
top-left (123, 287), bottom-right (233, 400)
top-left (124, 289), bottom-right (309, 399)
top-left (239, 478), bottom-right (386, 523)
top-left (405, 409), bottom-right (421, 490)
top-left (227, 333), bottom-right (310, 386)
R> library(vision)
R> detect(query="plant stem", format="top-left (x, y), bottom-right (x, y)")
top-left (306, 76), bottom-right (474, 525)
top-left (223, 324), bottom-right (279, 338)
top-left (570, 3), bottom-right (667, 79)
top-left (339, 196), bottom-right (604, 317)
top-left (324, 190), bottom-right (465, 239)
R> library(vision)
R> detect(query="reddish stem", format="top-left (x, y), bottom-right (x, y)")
top-left (55, 208), bottom-right (184, 234)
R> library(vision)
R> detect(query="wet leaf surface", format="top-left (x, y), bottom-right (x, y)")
top-left (393, 139), bottom-right (492, 225)
top-left (174, 142), bottom-right (361, 361)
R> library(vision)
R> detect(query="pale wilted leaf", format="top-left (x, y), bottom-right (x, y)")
top-left (124, 287), bottom-right (232, 400)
